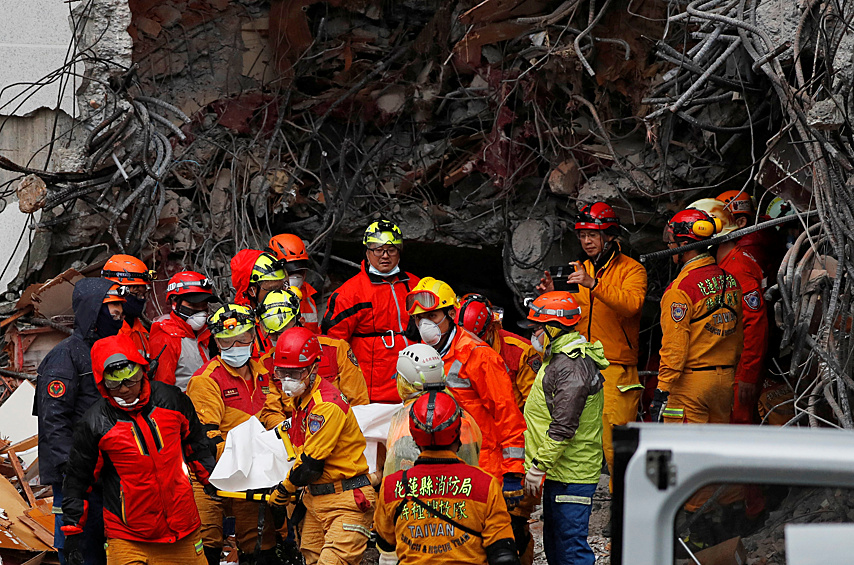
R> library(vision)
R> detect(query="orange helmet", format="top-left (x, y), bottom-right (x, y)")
top-left (523, 292), bottom-right (581, 328)
top-left (103, 284), bottom-right (128, 304)
top-left (717, 190), bottom-right (755, 216)
top-left (268, 234), bottom-right (310, 270)
top-left (102, 254), bottom-right (154, 286)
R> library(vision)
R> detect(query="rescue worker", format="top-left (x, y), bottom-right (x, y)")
top-left (149, 271), bottom-right (215, 391)
top-left (36, 279), bottom-right (126, 565)
top-left (268, 327), bottom-right (376, 565)
top-left (256, 289), bottom-right (369, 430)
top-left (689, 199), bottom-right (768, 424)
top-left (322, 220), bottom-right (420, 403)
top-left (456, 293), bottom-right (541, 409)
top-left (717, 190), bottom-right (784, 279)
top-left (650, 209), bottom-right (743, 425)
top-left (405, 277), bottom-right (528, 557)
top-left (60, 334), bottom-right (216, 565)
top-left (102, 254), bottom-right (154, 356)
top-left (186, 305), bottom-right (276, 564)
top-left (268, 234), bottom-right (321, 334)
top-left (521, 292), bottom-right (607, 565)
top-left (536, 202), bottom-right (646, 501)
top-left (374, 390), bottom-right (520, 565)
top-left (231, 249), bottom-right (288, 354)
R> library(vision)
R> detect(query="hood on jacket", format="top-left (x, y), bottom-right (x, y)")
top-left (91, 334), bottom-right (151, 411)
top-left (73, 278), bottom-right (116, 342)
top-left (231, 249), bottom-right (263, 307)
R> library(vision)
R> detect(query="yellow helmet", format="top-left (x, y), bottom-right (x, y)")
top-left (687, 198), bottom-right (737, 235)
top-left (363, 219), bottom-right (403, 248)
top-left (257, 288), bottom-right (301, 334)
top-left (405, 277), bottom-right (459, 315)
top-left (250, 252), bottom-right (287, 283)
top-left (208, 304), bottom-right (255, 338)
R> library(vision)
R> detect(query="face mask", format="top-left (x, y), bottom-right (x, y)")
top-left (532, 330), bottom-right (551, 356)
top-left (368, 264), bottom-right (401, 277)
top-left (123, 294), bottom-right (146, 319)
top-left (288, 273), bottom-right (305, 289)
top-left (113, 396), bottom-right (140, 407)
top-left (96, 305), bottom-right (124, 338)
top-left (186, 312), bottom-right (208, 332)
top-left (221, 345), bottom-right (252, 368)
top-left (418, 316), bottom-right (445, 346)
top-left (279, 378), bottom-right (307, 398)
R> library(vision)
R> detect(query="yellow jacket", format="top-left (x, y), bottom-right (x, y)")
top-left (491, 329), bottom-right (540, 409)
top-left (375, 450), bottom-right (515, 564)
top-left (282, 377), bottom-right (369, 490)
top-left (575, 245), bottom-right (647, 366)
top-left (186, 357), bottom-right (271, 459)
top-left (658, 254), bottom-right (743, 392)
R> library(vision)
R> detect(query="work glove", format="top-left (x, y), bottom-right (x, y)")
top-left (268, 482), bottom-right (298, 507)
top-left (502, 474), bottom-right (524, 510)
top-left (524, 465), bottom-right (547, 499)
top-left (378, 549), bottom-right (399, 565)
top-left (203, 482), bottom-right (223, 501)
top-left (62, 529), bottom-right (84, 565)
top-left (650, 389), bottom-right (670, 423)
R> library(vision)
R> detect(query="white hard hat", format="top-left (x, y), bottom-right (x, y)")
top-left (396, 344), bottom-right (445, 391)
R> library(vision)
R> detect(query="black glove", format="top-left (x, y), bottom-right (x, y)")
top-left (650, 389), bottom-right (669, 423)
top-left (203, 482), bottom-right (223, 501)
top-left (63, 532), bottom-right (84, 565)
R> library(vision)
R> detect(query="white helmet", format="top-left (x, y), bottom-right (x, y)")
top-left (396, 344), bottom-right (445, 400)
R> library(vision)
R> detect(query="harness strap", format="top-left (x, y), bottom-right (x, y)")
top-left (392, 468), bottom-right (483, 539)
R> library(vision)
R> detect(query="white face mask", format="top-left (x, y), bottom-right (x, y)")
top-left (187, 312), bottom-right (208, 332)
top-left (113, 396), bottom-right (140, 407)
top-left (288, 273), bottom-right (305, 289)
top-left (368, 264), bottom-right (401, 277)
top-left (221, 345), bottom-right (252, 368)
top-left (418, 316), bottom-right (445, 346)
top-left (531, 330), bottom-right (549, 356)
top-left (279, 378), bottom-right (307, 397)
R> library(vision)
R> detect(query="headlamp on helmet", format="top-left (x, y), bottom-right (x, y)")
top-left (208, 304), bottom-right (255, 338)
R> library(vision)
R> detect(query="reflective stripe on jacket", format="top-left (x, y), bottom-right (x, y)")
top-left (657, 254), bottom-right (743, 392)
top-left (300, 281), bottom-right (322, 335)
top-left (442, 328), bottom-right (526, 477)
top-left (322, 262), bottom-right (419, 403)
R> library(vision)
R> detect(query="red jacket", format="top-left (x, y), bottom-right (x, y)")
top-left (300, 282), bottom-right (322, 335)
top-left (119, 317), bottom-right (149, 358)
top-left (322, 262), bottom-right (419, 403)
top-left (61, 335), bottom-right (215, 544)
top-left (149, 312), bottom-right (211, 391)
top-left (443, 328), bottom-right (527, 477)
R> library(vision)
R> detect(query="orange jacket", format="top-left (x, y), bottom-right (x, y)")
top-left (575, 246), bottom-right (647, 366)
top-left (491, 329), bottom-right (540, 409)
top-left (149, 312), bottom-right (211, 391)
top-left (186, 357), bottom-right (271, 459)
top-left (299, 281), bottom-right (321, 335)
top-left (658, 254), bottom-right (743, 392)
top-left (258, 335), bottom-right (370, 429)
top-left (442, 328), bottom-right (526, 477)
top-left (119, 318), bottom-right (149, 358)
top-left (374, 450), bottom-right (515, 564)
top-left (322, 262), bottom-right (419, 403)
top-left (719, 246), bottom-right (768, 385)
top-left (282, 377), bottom-right (369, 490)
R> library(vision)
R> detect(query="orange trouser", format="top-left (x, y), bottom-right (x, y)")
top-left (663, 367), bottom-right (738, 511)
top-left (300, 485), bottom-right (376, 565)
top-left (191, 480), bottom-right (275, 552)
top-left (601, 364), bottom-right (643, 490)
top-left (105, 528), bottom-right (206, 565)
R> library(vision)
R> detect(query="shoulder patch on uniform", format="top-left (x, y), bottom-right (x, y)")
top-left (347, 348), bottom-right (359, 367)
top-left (743, 290), bottom-right (762, 311)
top-left (671, 302), bottom-right (688, 322)
top-left (222, 387), bottom-right (239, 398)
top-left (307, 413), bottom-right (325, 434)
top-left (527, 356), bottom-right (542, 373)
top-left (47, 380), bottom-right (66, 398)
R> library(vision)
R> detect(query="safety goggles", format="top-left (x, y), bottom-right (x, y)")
top-left (102, 269), bottom-right (157, 283)
top-left (103, 360), bottom-right (144, 390)
top-left (406, 290), bottom-right (441, 313)
top-left (272, 365), bottom-right (312, 382)
top-left (166, 278), bottom-right (213, 294)
top-left (217, 331), bottom-right (255, 350)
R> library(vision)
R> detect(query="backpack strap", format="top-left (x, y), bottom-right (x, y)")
top-left (392, 468), bottom-right (483, 539)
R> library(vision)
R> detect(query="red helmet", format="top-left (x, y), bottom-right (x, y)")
top-left (575, 202), bottom-right (620, 231)
top-left (456, 294), bottom-right (493, 338)
top-left (274, 326), bottom-right (322, 369)
top-left (666, 209), bottom-right (722, 242)
top-left (268, 234), bottom-right (310, 270)
top-left (409, 391), bottom-right (462, 448)
top-left (102, 254), bottom-right (154, 286)
top-left (166, 271), bottom-right (214, 302)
